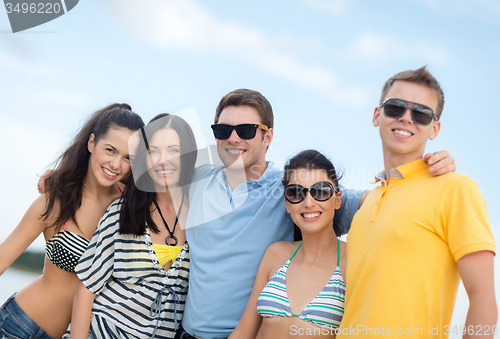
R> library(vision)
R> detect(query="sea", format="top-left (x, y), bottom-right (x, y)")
top-left (0, 268), bottom-right (39, 301)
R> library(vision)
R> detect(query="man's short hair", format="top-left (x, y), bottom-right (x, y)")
top-left (214, 89), bottom-right (274, 129)
top-left (380, 66), bottom-right (445, 119)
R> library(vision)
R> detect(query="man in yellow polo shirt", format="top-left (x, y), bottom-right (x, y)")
top-left (338, 67), bottom-right (496, 338)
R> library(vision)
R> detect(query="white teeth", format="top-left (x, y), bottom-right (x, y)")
top-left (103, 168), bottom-right (117, 177)
top-left (227, 149), bottom-right (244, 155)
top-left (394, 129), bottom-right (412, 136)
top-left (157, 169), bottom-right (174, 174)
top-left (303, 212), bottom-right (320, 219)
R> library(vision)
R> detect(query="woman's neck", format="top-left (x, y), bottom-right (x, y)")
top-left (82, 170), bottom-right (118, 201)
top-left (298, 226), bottom-right (338, 265)
top-left (155, 186), bottom-right (184, 210)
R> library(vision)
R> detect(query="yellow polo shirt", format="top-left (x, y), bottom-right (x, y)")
top-left (338, 159), bottom-right (495, 338)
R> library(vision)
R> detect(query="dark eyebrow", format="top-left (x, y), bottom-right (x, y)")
top-left (148, 145), bottom-right (180, 149)
top-left (105, 143), bottom-right (132, 157)
top-left (105, 144), bottom-right (118, 152)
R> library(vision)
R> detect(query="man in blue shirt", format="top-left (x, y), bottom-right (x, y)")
top-left (178, 89), bottom-right (455, 339)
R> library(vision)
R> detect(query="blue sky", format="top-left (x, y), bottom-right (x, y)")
top-left (1, 0), bottom-right (499, 333)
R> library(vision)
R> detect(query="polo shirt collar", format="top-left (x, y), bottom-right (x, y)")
top-left (373, 159), bottom-right (429, 184)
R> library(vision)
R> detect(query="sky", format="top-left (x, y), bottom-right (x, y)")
top-left (0, 0), bottom-right (499, 334)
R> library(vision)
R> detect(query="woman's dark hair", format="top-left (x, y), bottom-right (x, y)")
top-left (119, 114), bottom-right (198, 235)
top-left (283, 149), bottom-right (342, 238)
top-left (42, 103), bottom-right (144, 232)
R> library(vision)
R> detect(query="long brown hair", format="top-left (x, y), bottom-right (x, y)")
top-left (42, 103), bottom-right (144, 231)
top-left (119, 114), bottom-right (198, 235)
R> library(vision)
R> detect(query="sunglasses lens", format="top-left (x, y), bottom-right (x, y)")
top-left (211, 125), bottom-right (232, 139)
top-left (411, 106), bottom-right (434, 125)
top-left (235, 124), bottom-right (258, 140)
top-left (383, 99), bottom-right (436, 125)
top-left (285, 182), bottom-right (335, 203)
top-left (284, 185), bottom-right (305, 203)
top-left (212, 124), bottom-right (260, 140)
top-left (383, 100), bottom-right (407, 118)
top-left (310, 182), bottom-right (334, 201)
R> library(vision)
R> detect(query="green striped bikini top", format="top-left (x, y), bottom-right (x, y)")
top-left (256, 239), bottom-right (346, 329)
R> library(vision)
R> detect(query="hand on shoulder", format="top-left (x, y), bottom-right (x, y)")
top-left (424, 150), bottom-right (456, 176)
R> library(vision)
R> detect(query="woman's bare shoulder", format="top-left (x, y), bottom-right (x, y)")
top-left (29, 194), bottom-right (53, 226)
top-left (263, 241), bottom-right (301, 267)
top-left (266, 240), bottom-right (300, 255)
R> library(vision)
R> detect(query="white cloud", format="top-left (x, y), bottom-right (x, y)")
top-left (299, 0), bottom-right (353, 15)
top-left (103, 0), bottom-right (265, 52)
top-left (257, 53), bottom-right (368, 105)
top-left (346, 32), bottom-right (451, 66)
top-left (100, 0), bottom-right (370, 108)
top-left (259, 53), bottom-right (334, 89)
top-left (103, 0), bottom-right (324, 54)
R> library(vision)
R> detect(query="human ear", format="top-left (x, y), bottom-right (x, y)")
top-left (428, 120), bottom-right (441, 140)
top-left (373, 107), bottom-right (381, 127)
top-left (334, 191), bottom-right (343, 210)
top-left (285, 197), bottom-right (290, 214)
top-left (263, 128), bottom-right (273, 148)
top-left (88, 133), bottom-right (96, 153)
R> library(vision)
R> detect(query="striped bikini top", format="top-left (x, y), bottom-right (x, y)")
top-left (45, 183), bottom-right (122, 272)
top-left (256, 239), bottom-right (345, 329)
top-left (45, 226), bottom-right (90, 273)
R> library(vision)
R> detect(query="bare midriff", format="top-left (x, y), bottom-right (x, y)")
top-left (256, 316), bottom-right (337, 339)
top-left (14, 257), bottom-right (84, 338)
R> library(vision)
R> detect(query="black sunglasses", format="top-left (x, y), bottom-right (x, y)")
top-left (381, 98), bottom-right (437, 126)
top-left (284, 181), bottom-right (339, 204)
top-left (211, 123), bottom-right (269, 140)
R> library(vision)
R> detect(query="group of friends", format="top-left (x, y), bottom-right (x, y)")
top-left (0, 66), bottom-right (496, 339)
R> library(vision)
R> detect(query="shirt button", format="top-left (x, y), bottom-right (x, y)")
top-left (392, 170), bottom-right (398, 175)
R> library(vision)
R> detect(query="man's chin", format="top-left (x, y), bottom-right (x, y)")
top-left (225, 163), bottom-right (246, 172)
top-left (220, 155), bottom-right (245, 170)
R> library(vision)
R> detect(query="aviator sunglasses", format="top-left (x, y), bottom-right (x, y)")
top-left (381, 98), bottom-right (438, 126)
top-left (211, 123), bottom-right (269, 140)
top-left (284, 181), bottom-right (339, 204)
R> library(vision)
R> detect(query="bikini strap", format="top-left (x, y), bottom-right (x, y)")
top-left (116, 182), bottom-right (124, 194)
top-left (289, 242), bottom-right (302, 261)
top-left (336, 238), bottom-right (340, 267)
